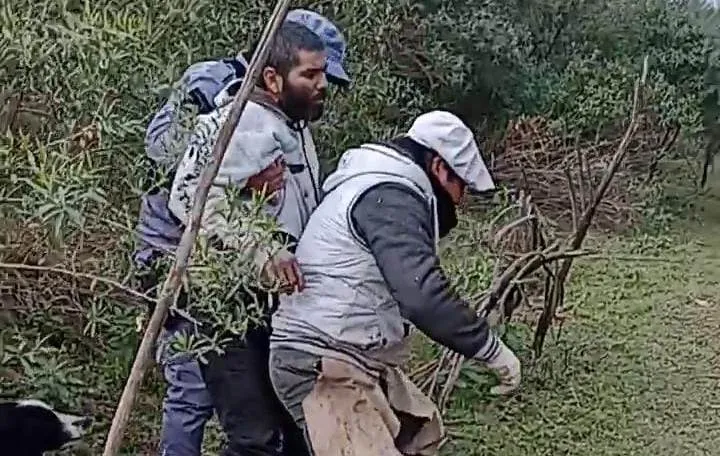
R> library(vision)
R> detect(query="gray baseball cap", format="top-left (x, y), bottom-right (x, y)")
top-left (285, 9), bottom-right (351, 86)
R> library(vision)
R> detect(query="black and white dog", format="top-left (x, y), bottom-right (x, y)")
top-left (0, 399), bottom-right (91, 455)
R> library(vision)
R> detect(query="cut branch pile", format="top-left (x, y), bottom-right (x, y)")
top-left (469, 111), bottom-right (680, 234)
top-left (419, 58), bottom-right (655, 412)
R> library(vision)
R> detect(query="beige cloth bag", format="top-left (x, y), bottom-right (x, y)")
top-left (302, 357), bottom-right (444, 456)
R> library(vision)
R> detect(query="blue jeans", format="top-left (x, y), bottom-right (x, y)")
top-left (157, 323), bottom-right (214, 456)
top-left (135, 247), bottom-right (214, 455)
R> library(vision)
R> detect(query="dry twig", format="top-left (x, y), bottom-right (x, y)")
top-left (0, 262), bottom-right (153, 304)
top-left (422, 57), bottom-right (651, 411)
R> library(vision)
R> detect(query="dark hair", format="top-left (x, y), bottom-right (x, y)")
top-left (255, 22), bottom-right (325, 86)
top-left (389, 136), bottom-right (437, 172)
top-left (389, 136), bottom-right (464, 182)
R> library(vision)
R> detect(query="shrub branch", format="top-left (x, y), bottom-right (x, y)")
top-left (423, 56), bottom-right (650, 413)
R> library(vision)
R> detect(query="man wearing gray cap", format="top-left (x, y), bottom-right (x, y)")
top-left (268, 111), bottom-right (521, 454)
top-left (133, 9), bottom-right (352, 456)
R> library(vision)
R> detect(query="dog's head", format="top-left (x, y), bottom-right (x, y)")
top-left (0, 399), bottom-right (91, 455)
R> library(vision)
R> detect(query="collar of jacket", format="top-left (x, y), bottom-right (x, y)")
top-left (248, 88), bottom-right (306, 132)
top-left (216, 79), bottom-right (307, 132)
top-left (375, 139), bottom-right (424, 167)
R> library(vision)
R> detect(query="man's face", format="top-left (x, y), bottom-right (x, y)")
top-left (279, 49), bottom-right (328, 122)
top-left (428, 155), bottom-right (466, 238)
top-left (429, 156), bottom-right (467, 205)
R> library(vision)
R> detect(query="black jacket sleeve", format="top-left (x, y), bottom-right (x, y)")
top-left (350, 182), bottom-right (497, 359)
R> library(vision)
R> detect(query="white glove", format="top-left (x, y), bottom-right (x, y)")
top-left (474, 335), bottom-right (521, 395)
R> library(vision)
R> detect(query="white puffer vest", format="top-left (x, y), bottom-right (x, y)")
top-left (271, 144), bottom-right (439, 363)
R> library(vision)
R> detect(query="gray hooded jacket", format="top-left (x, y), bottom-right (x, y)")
top-left (168, 81), bottom-right (321, 268)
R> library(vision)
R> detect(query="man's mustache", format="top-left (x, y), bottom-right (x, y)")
top-left (313, 89), bottom-right (327, 102)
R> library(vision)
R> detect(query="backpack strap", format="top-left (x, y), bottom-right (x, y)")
top-left (222, 58), bottom-right (247, 79)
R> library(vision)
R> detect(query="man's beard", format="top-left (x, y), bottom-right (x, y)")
top-left (308, 102), bottom-right (324, 122)
top-left (278, 85), bottom-right (325, 122)
top-left (430, 176), bottom-right (459, 239)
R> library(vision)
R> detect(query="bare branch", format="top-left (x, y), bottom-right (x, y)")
top-left (0, 262), bottom-right (153, 304)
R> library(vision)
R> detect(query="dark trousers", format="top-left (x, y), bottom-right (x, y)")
top-left (200, 325), bottom-right (311, 456)
top-left (135, 251), bottom-right (187, 329)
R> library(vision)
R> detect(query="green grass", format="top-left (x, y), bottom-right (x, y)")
top-left (441, 192), bottom-right (720, 456)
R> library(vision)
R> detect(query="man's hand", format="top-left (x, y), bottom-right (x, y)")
top-left (262, 249), bottom-right (305, 295)
top-left (247, 157), bottom-right (285, 202)
top-left (474, 337), bottom-right (521, 395)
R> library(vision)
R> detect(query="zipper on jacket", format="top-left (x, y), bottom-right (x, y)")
top-left (296, 121), bottom-right (320, 205)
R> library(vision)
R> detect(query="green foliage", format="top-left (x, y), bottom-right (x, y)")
top-left (1, 134), bottom-right (113, 243)
top-left (1, 0), bottom-right (719, 451)
top-left (1, 331), bottom-right (85, 406)
top-left (164, 188), bottom-right (287, 361)
top-left (441, 214), bottom-right (495, 299)
top-left (518, 0), bottom-right (710, 135)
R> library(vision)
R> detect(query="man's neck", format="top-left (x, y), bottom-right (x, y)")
top-left (382, 137), bottom-right (432, 171)
top-left (247, 87), bottom-right (308, 129)
top-left (249, 89), bottom-right (291, 121)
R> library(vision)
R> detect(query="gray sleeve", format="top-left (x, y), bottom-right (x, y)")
top-left (350, 183), bottom-right (500, 360)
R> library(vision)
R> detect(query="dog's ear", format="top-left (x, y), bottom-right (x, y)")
top-left (53, 410), bottom-right (91, 445)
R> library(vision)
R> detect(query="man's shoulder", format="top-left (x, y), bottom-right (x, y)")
top-left (189, 100), bottom-right (274, 137)
top-left (237, 100), bottom-right (284, 129)
top-left (361, 182), bottom-right (428, 207)
top-left (352, 182), bottom-right (429, 224)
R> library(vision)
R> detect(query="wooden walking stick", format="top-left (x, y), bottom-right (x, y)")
top-left (101, 1), bottom-right (293, 454)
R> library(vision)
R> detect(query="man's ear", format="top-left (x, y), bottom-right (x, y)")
top-left (429, 155), bottom-right (445, 180)
top-left (262, 67), bottom-right (283, 96)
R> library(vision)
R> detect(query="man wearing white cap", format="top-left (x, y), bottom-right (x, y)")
top-left (268, 111), bottom-right (521, 454)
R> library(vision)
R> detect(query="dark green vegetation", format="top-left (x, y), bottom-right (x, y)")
top-left (1, 0), bottom-right (720, 454)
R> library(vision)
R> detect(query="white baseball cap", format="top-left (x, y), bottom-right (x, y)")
top-left (406, 110), bottom-right (495, 192)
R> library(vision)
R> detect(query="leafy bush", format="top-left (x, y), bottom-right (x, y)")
top-left (1, 0), bottom-right (719, 451)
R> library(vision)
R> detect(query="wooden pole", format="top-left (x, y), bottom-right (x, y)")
top-left (101, 1), bottom-right (293, 454)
